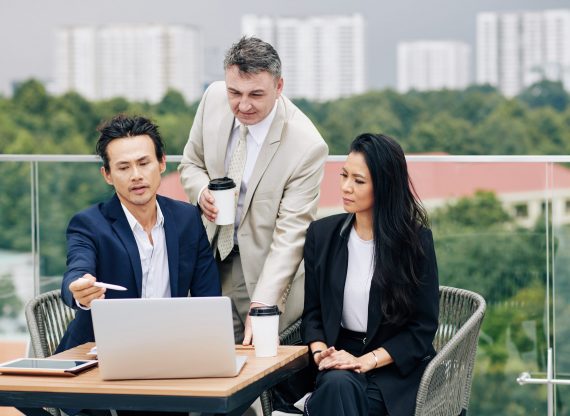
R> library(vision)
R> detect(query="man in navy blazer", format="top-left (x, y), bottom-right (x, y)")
top-left (56, 115), bottom-right (220, 353)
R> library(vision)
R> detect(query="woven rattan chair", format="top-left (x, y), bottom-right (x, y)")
top-left (415, 286), bottom-right (486, 416)
top-left (25, 289), bottom-right (75, 359)
top-left (262, 287), bottom-right (485, 416)
top-left (25, 289), bottom-right (76, 416)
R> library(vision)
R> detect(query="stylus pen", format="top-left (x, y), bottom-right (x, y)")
top-left (93, 282), bottom-right (127, 291)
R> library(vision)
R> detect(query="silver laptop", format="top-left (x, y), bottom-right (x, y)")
top-left (91, 296), bottom-right (247, 380)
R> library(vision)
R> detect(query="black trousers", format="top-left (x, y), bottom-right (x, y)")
top-left (304, 328), bottom-right (388, 416)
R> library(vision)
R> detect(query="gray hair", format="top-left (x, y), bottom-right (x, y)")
top-left (223, 36), bottom-right (281, 79)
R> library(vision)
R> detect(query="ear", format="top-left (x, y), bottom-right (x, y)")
top-left (159, 155), bottom-right (166, 174)
top-left (276, 77), bottom-right (284, 97)
top-left (101, 166), bottom-right (113, 186)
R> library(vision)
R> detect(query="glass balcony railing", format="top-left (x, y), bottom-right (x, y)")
top-left (2, 154), bottom-right (570, 415)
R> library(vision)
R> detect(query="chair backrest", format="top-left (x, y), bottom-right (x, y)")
top-left (25, 289), bottom-right (75, 358)
top-left (415, 286), bottom-right (486, 416)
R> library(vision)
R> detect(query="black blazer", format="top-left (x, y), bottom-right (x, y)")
top-left (301, 213), bottom-right (439, 415)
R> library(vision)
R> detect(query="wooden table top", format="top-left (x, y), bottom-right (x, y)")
top-left (0, 343), bottom-right (308, 398)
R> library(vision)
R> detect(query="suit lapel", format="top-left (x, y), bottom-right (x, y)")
top-left (204, 111), bottom-right (235, 245)
top-left (328, 236), bottom-right (349, 346)
top-left (106, 195), bottom-right (143, 297)
top-left (215, 112), bottom-right (236, 178)
top-left (365, 269), bottom-right (383, 349)
top-left (240, 99), bottom-right (285, 223)
top-left (159, 197), bottom-right (180, 297)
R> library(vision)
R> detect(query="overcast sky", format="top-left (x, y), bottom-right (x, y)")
top-left (1, 0), bottom-right (568, 96)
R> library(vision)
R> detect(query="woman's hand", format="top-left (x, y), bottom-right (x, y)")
top-left (317, 347), bottom-right (362, 372)
top-left (356, 352), bottom-right (378, 373)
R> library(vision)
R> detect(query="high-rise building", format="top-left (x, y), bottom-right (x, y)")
top-left (477, 9), bottom-right (570, 97)
top-left (53, 24), bottom-right (203, 103)
top-left (242, 14), bottom-right (365, 101)
top-left (397, 41), bottom-right (471, 93)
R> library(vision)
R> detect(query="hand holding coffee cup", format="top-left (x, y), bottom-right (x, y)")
top-left (249, 305), bottom-right (281, 357)
top-left (208, 177), bottom-right (237, 225)
top-left (199, 190), bottom-right (218, 222)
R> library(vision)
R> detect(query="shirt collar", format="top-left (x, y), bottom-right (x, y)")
top-left (233, 100), bottom-right (278, 146)
top-left (121, 200), bottom-right (164, 231)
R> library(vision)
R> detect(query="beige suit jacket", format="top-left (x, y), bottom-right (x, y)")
top-left (178, 81), bottom-right (328, 329)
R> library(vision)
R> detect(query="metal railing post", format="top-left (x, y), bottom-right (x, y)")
top-left (30, 160), bottom-right (40, 297)
top-left (517, 348), bottom-right (570, 416)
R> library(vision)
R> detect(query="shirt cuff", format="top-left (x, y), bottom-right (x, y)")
top-left (251, 300), bottom-right (271, 307)
top-left (75, 299), bottom-right (91, 311)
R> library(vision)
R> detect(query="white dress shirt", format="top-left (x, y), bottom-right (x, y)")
top-left (341, 226), bottom-right (374, 333)
top-left (121, 201), bottom-right (171, 299)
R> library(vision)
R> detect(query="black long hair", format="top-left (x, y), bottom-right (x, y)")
top-left (350, 133), bottom-right (429, 326)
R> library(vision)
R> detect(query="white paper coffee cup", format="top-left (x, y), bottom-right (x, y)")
top-left (208, 177), bottom-right (236, 226)
top-left (249, 305), bottom-right (281, 357)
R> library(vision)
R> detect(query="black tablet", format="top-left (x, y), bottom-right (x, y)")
top-left (0, 358), bottom-right (98, 376)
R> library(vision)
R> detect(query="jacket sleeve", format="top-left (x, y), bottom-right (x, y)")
top-left (190, 206), bottom-right (221, 296)
top-left (61, 213), bottom-right (98, 309)
top-left (301, 222), bottom-right (327, 345)
top-left (251, 139), bottom-right (328, 307)
top-left (380, 229), bottom-right (440, 377)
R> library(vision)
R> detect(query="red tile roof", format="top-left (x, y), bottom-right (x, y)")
top-left (159, 160), bottom-right (570, 208)
top-left (159, 171), bottom-right (189, 202)
top-left (321, 160), bottom-right (570, 207)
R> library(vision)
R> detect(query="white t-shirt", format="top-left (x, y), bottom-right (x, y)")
top-left (341, 226), bottom-right (374, 333)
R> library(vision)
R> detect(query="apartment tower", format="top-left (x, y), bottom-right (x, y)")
top-left (54, 24), bottom-right (203, 103)
top-left (477, 9), bottom-right (570, 97)
top-left (242, 14), bottom-right (365, 101)
top-left (397, 41), bottom-right (471, 92)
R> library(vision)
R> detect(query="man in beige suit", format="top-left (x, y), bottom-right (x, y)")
top-left (178, 37), bottom-right (328, 344)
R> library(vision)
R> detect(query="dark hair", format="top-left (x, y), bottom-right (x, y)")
top-left (350, 133), bottom-right (429, 326)
top-left (96, 115), bottom-right (165, 172)
top-left (223, 36), bottom-right (281, 79)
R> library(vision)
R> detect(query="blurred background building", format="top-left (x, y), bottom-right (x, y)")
top-left (53, 24), bottom-right (204, 103)
top-left (477, 9), bottom-right (570, 97)
top-left (242, 13), bottom-right (365, 101)
top-left (397, 41), bottom-right (471, 92)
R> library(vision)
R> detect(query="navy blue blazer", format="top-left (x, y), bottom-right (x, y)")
top-left (56, 194), bottom-right (220, 353)
top-left (301, 213), bottom-right (439, 416)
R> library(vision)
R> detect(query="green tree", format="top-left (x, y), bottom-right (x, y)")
top-left (471, 100), bottom-right (534, 155)
top-left (432, 190), bottom-right (511, 230)
top-left (526, 107), bottom-right (570, 154)
top-left (154, 113), bottom-right (194, 157)
top-left (519, 80), bottom-right (569, 112)
top-left (52, 91), bottom-right (98, 136)
top-left (12, 79), bottom-right (50, 115)
top-left (407, 112), bottom-right (473, 154)
top-left (157, 89), bottom-right (188, 115)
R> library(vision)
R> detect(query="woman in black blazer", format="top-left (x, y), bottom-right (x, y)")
top-left (301, 133), bottom-right (439, 416)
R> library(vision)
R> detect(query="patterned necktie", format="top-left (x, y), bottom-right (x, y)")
top-left (217, 124), bottom-right (248, 260)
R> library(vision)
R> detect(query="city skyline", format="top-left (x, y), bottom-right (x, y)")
top-left (477, 9), bottom-right (570, 97)
top-left (243, 14), bottom-right (365, 101)
top-left (1, 0), bottom-right (569, 98)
